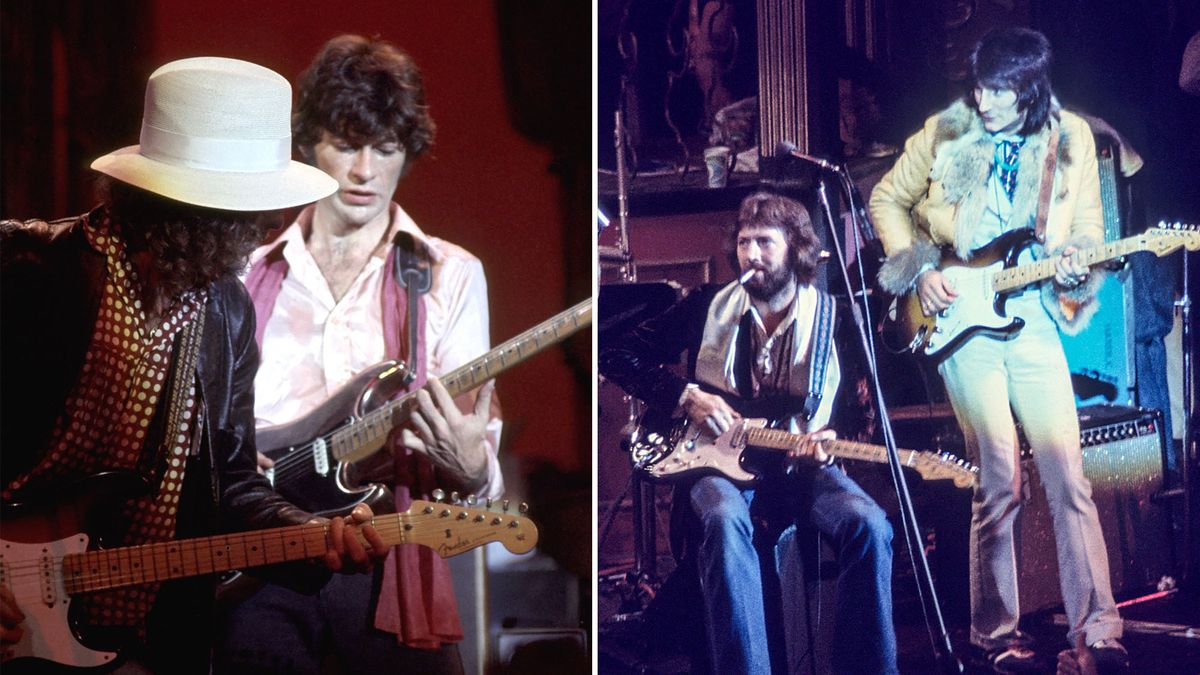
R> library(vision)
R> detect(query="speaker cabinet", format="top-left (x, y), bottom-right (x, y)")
top-left (1059, 138), bottom-right (1137, 407)
top-left (1017, 405), bottom-right (1175, 614)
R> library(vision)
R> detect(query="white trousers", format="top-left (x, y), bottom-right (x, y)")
top-left (938, 293), bottom-right (1122, 647)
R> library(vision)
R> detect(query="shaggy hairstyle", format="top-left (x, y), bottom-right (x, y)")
top-left (726, 192), bottom-right (821, 286)
top-left (102, 178), bottom-right (274, 300)
top-left (968, 27), bottom-right (1054, 135)
top-left (293, 34), bottom-right (435, 170)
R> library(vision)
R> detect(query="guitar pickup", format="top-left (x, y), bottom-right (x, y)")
top-left (311, 438), bottom-right (330, 477)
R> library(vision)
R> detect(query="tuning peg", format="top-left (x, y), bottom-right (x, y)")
top-left (502, 499), bottom-right (511, 512)
top-left (440, 508), bottom-right (451, 517)
top-left (466, 494), bottom-right (477, 506)
top-left (457, 511), bottom-right (468, 520)
top-left (486, 497), bottom-right (493, 509)
top-left (519, 502), bottom-right (529, 514)
top-left (474, 514), bottom-right (486, 522)
top-left (432, 488), bottom-right (446, 502)
top-left (450, 491), bottom-right (460, 504)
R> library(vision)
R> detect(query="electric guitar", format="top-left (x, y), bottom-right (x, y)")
top-left (881, 223), bottom-right (1199, 359)
top-left (259, 299), bottom-right (592, 516)
top-left (631, 417), bottom-right (978, 488)
top-left (0, 473), bottom-right (536, 670)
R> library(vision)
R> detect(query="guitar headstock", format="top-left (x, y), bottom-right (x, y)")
top-left (402, 495), bottom-right (538, 557)
top-left (1144, 222), bottom-right (1200, 256)
top-left (914, 451), bottom-right (979, 489)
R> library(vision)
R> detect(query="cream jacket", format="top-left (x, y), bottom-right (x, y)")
top-left (869, 100), bottom-right (1106, 332)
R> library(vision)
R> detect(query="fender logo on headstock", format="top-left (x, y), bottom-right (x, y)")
top-left (437, 536), bottom-right (475, 556)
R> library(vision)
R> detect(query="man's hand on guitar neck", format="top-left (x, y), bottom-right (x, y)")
top-left (401, 376), bottom-right (494, 495)
top-left (681, 385), bottom-right (741, 436)
top-left (786, 427), bottom-right (835, 468)
top-left (1054, 246), bottom-right (1091, 288)
top-left (315, 502), bottom-right (389, 573)
top-left (915, 268), bottom-right (958, 316)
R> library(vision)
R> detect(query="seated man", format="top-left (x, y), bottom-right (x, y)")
top-left (600, 191), bottom-right (897, 675)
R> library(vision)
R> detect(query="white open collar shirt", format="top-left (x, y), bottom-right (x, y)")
top-left (246, 202), bottom-right (504, 497)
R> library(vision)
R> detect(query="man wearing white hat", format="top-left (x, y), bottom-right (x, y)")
top-left (0, 57), bottom-right (387, 673)
top-left (218, 35), bottom-right (500, 674)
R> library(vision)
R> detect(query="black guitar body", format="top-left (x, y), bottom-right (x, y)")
top-left (980, 228), bottom-right (1036, 324)
top-left (257, 360), bottom-right (411, 517)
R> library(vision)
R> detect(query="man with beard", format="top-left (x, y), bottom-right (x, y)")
top-left (600, 191), bottom-right (897, 674)
top-left (0, 57), bottom-right (386, 674)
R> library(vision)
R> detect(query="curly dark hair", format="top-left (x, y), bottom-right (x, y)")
top-left (968, 27), bottom-right (1055, 135)
top-left (293, 34), bottom-right (435, 168)
top-left (102, 178), bottom-right (275, 300)
top-left (726, 191), bottom-right (822, 286)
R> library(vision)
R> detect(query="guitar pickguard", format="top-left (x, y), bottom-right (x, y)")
top-left (2, 535), bottom-right (117, 670)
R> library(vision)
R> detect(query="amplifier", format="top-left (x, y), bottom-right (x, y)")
top-left (1017, 404), bottom-right (1175, 614)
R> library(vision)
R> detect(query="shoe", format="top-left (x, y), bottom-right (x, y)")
top-left (969, 632), bottom-right (1040, 674)
top-left (1088, 638), bottom-right (1130, 674)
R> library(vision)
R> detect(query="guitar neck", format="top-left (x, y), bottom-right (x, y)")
top-left (59, 505), bottom-right (525, 595)
top-left (744, 427), bottom-right (915, 465)
top-left (331, 299), bottom-right (592, 464)
top-left (991, 235), bottom-right (1143, 292)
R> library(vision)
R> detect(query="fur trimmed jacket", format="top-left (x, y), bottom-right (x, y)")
top-left (869, 99), bottom-right (1106, 333)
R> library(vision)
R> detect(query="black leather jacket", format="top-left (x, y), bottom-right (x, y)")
top-left (1, 211), bottom-right (316, 671)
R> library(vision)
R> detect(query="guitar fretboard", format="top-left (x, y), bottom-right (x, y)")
top-left (990, 226), bottom-right (1199, 293)
top-left (744, 427), bottom-right (919, 466)
top-left (329, 299), bottom-right (592, 464)
top-left (55, 505), bottom-right (531, 595)
top-left (991, 237), bottom-right (1143, 292)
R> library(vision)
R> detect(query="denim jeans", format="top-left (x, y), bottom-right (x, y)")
top-left (688, 464), bottom-right (898, 675)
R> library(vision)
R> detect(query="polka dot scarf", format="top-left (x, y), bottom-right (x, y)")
top-left (4, 212), bottom-right (207, 632)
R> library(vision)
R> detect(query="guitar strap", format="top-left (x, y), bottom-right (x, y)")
top-left (801, 291), bottom-right (836, 420)
top-left (391, 232), bottom-right (431, 384)
top-left (728, 291), bottom-right (836, 421)
top-left (1034, 125), bottom-right (1060, 244)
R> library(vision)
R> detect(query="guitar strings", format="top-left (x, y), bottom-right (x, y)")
top-left (2, 511), bottom-right (529, 598)
top-left (264, 304), bottom-right (591, 487)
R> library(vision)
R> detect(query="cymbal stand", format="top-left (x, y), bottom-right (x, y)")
top-left (599, 109), bottom-right (660, 611)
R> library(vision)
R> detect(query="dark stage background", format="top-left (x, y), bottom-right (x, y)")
top-left (597, 1), bottom-right (1200, 672)
top-left (2, 2), bottom-right (591, 671)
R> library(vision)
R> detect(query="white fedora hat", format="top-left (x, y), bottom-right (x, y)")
top-left (91, 57), bottom-right (336, 211)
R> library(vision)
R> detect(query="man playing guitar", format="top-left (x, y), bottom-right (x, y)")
top-left (600, 192), bottom-right (898, 674)
top-left (0, 57), bottom-right (386, 673)
top-left (870, 27), bottom-right (1128, 673)
top-left (218, 35), bottom-right (500, 675)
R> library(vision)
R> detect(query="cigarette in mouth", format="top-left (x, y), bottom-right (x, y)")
top-left (739, 269), bottom-right (756, 284)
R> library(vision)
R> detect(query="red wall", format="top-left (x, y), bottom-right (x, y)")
top-left (140, 2), bottom-right (588, 474)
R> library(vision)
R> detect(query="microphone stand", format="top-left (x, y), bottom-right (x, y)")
top-left (812, 165), bottom-right (963, 674)
top-left (1180, 245), bottom-right (1197, 586)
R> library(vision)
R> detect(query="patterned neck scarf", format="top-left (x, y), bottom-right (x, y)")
top-left (993, 136), bottom-right (1025, 202)
top-left (4, 211), bottom-right (207, 632)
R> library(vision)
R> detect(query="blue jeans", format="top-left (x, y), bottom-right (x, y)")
top-left (688, 465), bottom-right (898, 675)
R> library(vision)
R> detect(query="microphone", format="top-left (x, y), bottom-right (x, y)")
top-left (777, 141), bottom-right (840, 172)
